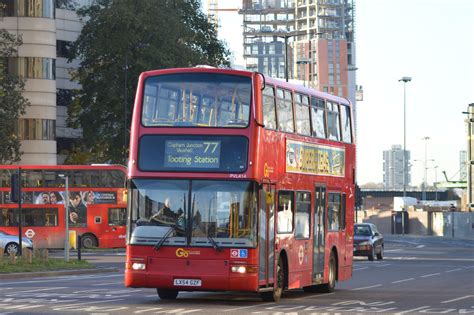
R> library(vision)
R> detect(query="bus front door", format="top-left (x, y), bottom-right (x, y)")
top-left (312, 185), bottom-right (326, 282)
top-left (258, 185), bottom-right (275, 288)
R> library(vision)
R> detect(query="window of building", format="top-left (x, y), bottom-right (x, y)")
top-left (295, 191), bottom-right (310, 239)
top-left (277, 191), bottom-right (293, 233)
top-left (57, 89), bottom-right (74, 107)
top-left (310, 97), bottom-right (326, 138)
top-left (276, 89), bottom-right (294, 133)
top-left (1, 0), bottom-right (55, 18)
top-left (56, 40), bottom-right (71, 58)
top-left (262, 86), bottom-right (277, 130)
top-left (8, 57), bottom-right (55, 80)
top-left (18, 119), bottom-right (56, 140)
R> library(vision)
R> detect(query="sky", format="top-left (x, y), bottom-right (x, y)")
top-left (207, 0), bottom-right (474, 186)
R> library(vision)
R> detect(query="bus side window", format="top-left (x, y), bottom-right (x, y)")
top-left (310, 97), bottom-right (327, 139)
top-left (277, 191), bottom-right (294, 233)
top-left (295, 191), bottom-right (311, 239)
top-left (262, 86), bottom-right (276, 130)
top-left (340, 105), bottom-right (352, 143)
top-left (327, 102), bottom-right (341, 141)
top-left (295, 93), bottom-right (311, 136)
top-left (109, 208), bottom-right (127, 226)
top-left (276, 89), bottom-right (294, 133)
top-left (327, 193), bottom-right (341, 231)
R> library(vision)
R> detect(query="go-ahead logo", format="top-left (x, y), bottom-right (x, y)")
top-left (175, 248), bottom-right (201, 258)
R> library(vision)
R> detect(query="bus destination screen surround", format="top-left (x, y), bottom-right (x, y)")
top-left (139, 135), bottom-right (248, 173)
top-left (141, 73), bottom-right (251, 128)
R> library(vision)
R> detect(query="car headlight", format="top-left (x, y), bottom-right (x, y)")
top-left (358, 241), bottom-right (370, 246)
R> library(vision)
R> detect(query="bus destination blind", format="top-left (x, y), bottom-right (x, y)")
top-left (164, 140), bottom-right (221, 169)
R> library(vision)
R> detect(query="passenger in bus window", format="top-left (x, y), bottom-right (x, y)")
top-left (50, 192), bottom-right (64, 204)
top-left (69, 191), bottom-right (87, 225)
top-left (40, 192), bottom-right (50, 204)
top-left (150, 198), bottom-right (175, 224)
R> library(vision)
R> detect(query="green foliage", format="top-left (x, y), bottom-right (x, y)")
top-left (0, 256), bottom-right (92, 273)
top-left (0, 30), bottom-right (29, 164)
top-left (67, 0), bottom-right (230, 164)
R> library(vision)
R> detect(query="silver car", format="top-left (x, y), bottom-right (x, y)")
top-left (0, 231), bottom-right (34, 256)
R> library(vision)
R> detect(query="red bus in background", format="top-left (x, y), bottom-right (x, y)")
top-left (125, 67), bottom-right (355, 301)
top-left (0, 165), bottom-right (127, 249)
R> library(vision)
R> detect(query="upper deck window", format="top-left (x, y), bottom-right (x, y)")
top-left (142, 73), bottom-right (251, 128)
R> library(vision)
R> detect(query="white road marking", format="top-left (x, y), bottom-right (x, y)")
top-left (295, 292), bottom-right (335, 300)
top-left (445, 268), bottom-right (462, 273)
top-left (91, 282), bottom-right (124, 286)
top-left (375, 264), bottom-right (392, 267)
top-left (420, 273), bottom-right (440, 278)
top-left (391, 278), bottom-right (414, 284)
top-left (353, 267), bottom-right (369, 271)
top-left (350, 284), bottom-right (382, 291)
top-left (441, 295), bottom-right (474, 304)
top-left (416, 245), bottom-right (425, 248)
top-left (223, 302), bottom-right (275, 312)
top-left (9, 287), bottom-right (67, 294)
top-left (394, 306), bottom-right (430, 314)
top-left (0, 274), bottom-right (122, 286)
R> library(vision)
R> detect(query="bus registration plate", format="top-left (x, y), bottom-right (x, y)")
top-left (173, 279), bottom-right (201, 287)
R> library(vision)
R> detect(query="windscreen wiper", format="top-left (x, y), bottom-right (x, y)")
top-left (207, 234), bottom-right (222, 252)
top-left (154, 224), bottom-right (178, 251)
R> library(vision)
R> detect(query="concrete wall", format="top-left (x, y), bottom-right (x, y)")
top-left (356, 209), bottom-right (474, 240)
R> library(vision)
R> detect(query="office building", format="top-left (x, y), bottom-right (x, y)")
top-left (383, 145), bottom-right (411, 189)
top-left (239, 0), bottom-right (356, 103)
top-left (0, 0), bottom-right (87, 165)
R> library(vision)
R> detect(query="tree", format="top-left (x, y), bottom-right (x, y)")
top-left (0, 30), bottom-right (29, 164)
top-left (67, 0), bottom-right (230, 164)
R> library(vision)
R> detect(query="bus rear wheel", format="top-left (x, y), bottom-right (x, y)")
top-left (320, 252), bottom-right (336, 293)
top-left (81, 234), bottom-right (98, 249)
top-left (261, 257), bottom-right (284, 302)
top-left (157, 289), bottom-right (178, 300)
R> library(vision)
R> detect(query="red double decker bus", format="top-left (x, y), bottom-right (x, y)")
top-left (0, 165), bottom-right (127, 250)
top-left (125, 67), bottom-right (355, 301)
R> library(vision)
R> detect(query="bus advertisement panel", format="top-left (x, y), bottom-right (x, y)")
top-left (0, 165), bottom-right (127, 249)
top-left (125, 67), bottom-right (355, 302)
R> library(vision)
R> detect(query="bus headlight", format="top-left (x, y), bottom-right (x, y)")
top-left (131, 263), bottom-right (146, 270)
top-left (231, 266), bottom-right (258, 274)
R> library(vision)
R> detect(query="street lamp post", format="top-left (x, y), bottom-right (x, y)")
top-left (296, 59), bottom-right (310, 86)
top-left (399, 76), bottom-right (411, 235)
top-left (422, 136), bottom-right (430, 200)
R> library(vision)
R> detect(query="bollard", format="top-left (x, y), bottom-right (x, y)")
top-left (77, 235), bottom-right (82, 261)
top-left (0, 247), bottom-right (4, 260)
top-left (25, 249), bottom-right (32, 264)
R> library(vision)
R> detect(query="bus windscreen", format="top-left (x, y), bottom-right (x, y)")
top-left (141, 73), bottom-right (252, 128)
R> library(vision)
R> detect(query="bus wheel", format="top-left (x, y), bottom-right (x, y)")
top-left (5, 242), bottom-right (19, 256)
top-left (81, 234), bottom-right (98, 249)
top-left (157, 289), bottom-right (178, 300)
top-left (261, 257), bottom-right (284, 302)
top-left (320, 252), bottom-right (336, 293)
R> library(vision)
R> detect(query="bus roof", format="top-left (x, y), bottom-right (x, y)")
top-left (139, 67), bottom-right (350, 106)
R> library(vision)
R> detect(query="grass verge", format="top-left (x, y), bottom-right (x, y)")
top-left (0, 256), bottom-right (93, 273)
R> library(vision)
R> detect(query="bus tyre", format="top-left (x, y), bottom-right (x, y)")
top-left (5, 242), bottom-right (19, 256)
top-left (81, 234), bottom-right (98, 249)
top-left (377, 245), bottom-right (384, 260)
top-left (261, 257), bottom-right (284, 302)
top-left (157, 289), bottom-right (178, 300)
top-left (321, 252), bottom-right (336, 293)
